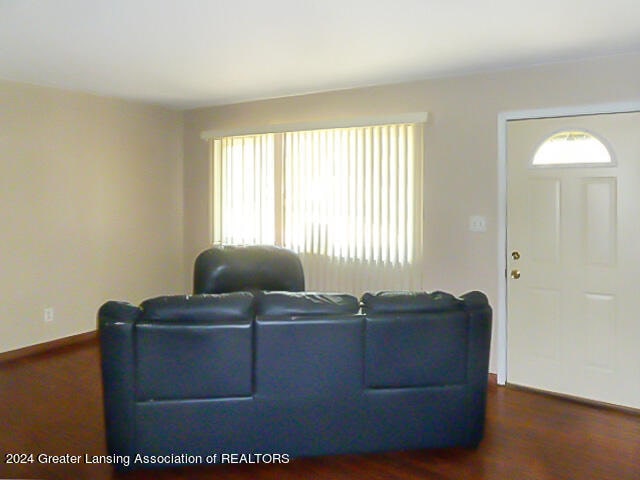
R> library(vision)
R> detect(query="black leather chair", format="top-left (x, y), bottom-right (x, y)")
top-left (193, 244), bottom-right (305, 294)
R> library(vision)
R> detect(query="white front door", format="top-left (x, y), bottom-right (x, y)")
top-left (506, 112), bottom-right (640, 409)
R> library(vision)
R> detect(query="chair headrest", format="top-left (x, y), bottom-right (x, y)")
top-left (193, 245), bottom-right (305, 294)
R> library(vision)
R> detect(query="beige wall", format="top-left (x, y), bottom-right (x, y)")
top-left (183, 52), bottom-right (640, 372)
top-left (0, 80), bottom-right (184, 353)
top-left (3, 52), bottom-right (639, 360)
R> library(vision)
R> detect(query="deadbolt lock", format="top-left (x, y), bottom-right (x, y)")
top-left (510, 269), bottom-right (521, 280)
top-left (511, 251), bottom-right (521, 260)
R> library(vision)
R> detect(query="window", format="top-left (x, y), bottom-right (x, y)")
top-left (208, 118), bottom-right (425, 293)
top-left (532, 130), bottom-right (613, 167)
top-left (212, 133), bottom-right (277, 245)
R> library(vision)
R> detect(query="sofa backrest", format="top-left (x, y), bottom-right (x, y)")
top-left (253, 291), bottom-right (362, 400)
top-left (193, 244), bottom-right (305, 294)
top-left (361, 290), bottom-right (492, 389)
top-left (255, 291), bottom-right (359, 316)
top-left (135, 292), bottom-right (255, 401)
top-left (101, 289), bottom-right (490, 403)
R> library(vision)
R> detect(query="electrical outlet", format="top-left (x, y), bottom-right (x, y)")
top-left (44, 307), bottom-right (54, 323)
top-left (469, 215), bottom-right (487, 233)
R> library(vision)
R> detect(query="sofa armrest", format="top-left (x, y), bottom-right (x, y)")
top-left (460, 291), bottom-right (492, 446)
top-left (98, 301), bottom-right (140, 460)
top-left (461, 291), bottom-right (493, 388)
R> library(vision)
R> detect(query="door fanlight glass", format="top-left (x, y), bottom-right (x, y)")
top-left (532, 130), bottom-right (612, 166)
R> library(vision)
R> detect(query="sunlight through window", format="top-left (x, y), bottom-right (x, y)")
top-left (532, 130), bottom-right (612, 166)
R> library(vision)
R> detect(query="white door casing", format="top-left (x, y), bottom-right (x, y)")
top-left (505, 112), bottom-right (640, 409)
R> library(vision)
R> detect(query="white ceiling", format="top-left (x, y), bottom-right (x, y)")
top-left (1, 0), bottom-right (640, 110)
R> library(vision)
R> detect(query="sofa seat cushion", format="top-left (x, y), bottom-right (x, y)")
top-left (140, 292), bottom-right (254, 323)
top-left (361, 291), bottom-right (462, 313)
top-left (256, 292), bottom-right (359, 316)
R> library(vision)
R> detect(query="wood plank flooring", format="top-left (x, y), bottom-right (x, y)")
top-left (0, 339), bottom-right (638, 479)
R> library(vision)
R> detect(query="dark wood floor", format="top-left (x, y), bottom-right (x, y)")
top-left (0, 339), bottom-right (638, 480)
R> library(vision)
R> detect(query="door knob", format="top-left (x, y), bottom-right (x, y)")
top-left (511, 251), bottom-right (521, 260)
top-left (510, 269), bottom-right (521, 279)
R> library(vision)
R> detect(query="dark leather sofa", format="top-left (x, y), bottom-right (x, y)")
top-left (98, 245), bottom-right (492, 470)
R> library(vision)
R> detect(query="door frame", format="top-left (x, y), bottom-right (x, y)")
top-left (496, 101), bottom-right (640, 385)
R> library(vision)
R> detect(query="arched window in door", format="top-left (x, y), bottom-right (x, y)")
top-left (532, 130), bottom-right (613, 167)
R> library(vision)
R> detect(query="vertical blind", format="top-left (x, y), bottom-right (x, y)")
top-left (213, 133), bottom-right (276, 245)
top-left (210, 122), bottom-right (424, 295)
